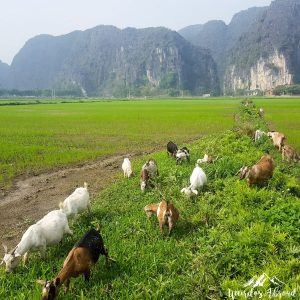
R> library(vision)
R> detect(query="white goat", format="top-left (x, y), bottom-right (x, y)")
top-left (254, 130), bottom-right (267, 142)
top-left (181, 165), bottom-right (207, 196)
top-left (59, 182), bottom-right (90, 217)
top-left (1, 210), bottom-right (72, 272)
top-left (122, 158), bottom-right (133, 178)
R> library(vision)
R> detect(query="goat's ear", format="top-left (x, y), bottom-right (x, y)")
top-left (36, 280), bottom-right (46, 286)
top-left (55, 278), bottom-right (61, 286)
top-left (96, 224), bottom-right (101, 232)
top-left (10, 246), bottom-right (18, 255)
top-left (2, 244), bottom-right (8, 254)
top-left (235, 168), bottom-right (242, 176)
top-left (0, 260), bottom-right (4, 265)
top-left (192, 190), bottom-right (198, 195)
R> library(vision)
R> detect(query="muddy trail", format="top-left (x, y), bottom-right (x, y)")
top-left (0, 153), bottom-right (144, 256)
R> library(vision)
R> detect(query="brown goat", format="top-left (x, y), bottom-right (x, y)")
top-left (282, 145), bottom-right (300, 163)
top-left (145, 200), bottom-right (179, 235)
top-left (37, 228), bottom-right (113, 300)
top-left (238, 154), bottom-right (275, 186)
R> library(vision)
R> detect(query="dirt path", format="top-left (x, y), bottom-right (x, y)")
top-left (0, 154), bottom-right (138, 256)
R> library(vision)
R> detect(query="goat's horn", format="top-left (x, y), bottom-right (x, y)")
top-left (2, 244), bottom-right (8, 254)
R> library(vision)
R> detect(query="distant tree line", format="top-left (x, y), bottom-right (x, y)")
top-left (0, 89), bottom-right (83, 98)
top-left (273, 84), bottom-right (300, 96)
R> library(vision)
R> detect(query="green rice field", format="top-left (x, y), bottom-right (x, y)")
top-left (1, 97), bottom-right (300, 188)
top-left (0, 99), bottom-right (236, 188)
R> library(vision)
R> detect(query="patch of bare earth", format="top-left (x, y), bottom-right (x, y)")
top-left (0, 154), bottom-right (136, 256)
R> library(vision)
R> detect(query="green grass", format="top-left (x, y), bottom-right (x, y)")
top-left (0, 102), bottom-right (299, 299)
top-left (253, 98), bottom-right (300, 152)
top-left (0, 99), bottom-right (236, 188)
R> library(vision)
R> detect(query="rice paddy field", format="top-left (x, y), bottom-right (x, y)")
top-left (0, 98), bottom-right (299, 300)
top-left (253, 98), bottom-right (300, 152)
top-left (0, 99), bottom-right (236, 188)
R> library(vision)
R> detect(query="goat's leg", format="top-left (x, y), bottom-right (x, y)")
top-left (84, 269), bottom-right (91, 281)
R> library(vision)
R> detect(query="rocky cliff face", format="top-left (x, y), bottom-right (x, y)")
top-left (225, 50), bottom-right (293, 93)
top-left (224, 0), bottom-right (300, 94)
top-left (180, 0), bottom-right (300, 94)
top-left (179, 7), bottom-right (267, 89)
top-left (3, 26), bottom-right (219, 96)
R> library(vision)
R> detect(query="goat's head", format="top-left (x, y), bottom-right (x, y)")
top-left (37, 278), bottom-right (60, 300)
top-left (180, 187), bottom-right (198, 197)
top-left (1, 244), bottom-right (21, 272)
top-left (238, 166), bottom-right (250, 180)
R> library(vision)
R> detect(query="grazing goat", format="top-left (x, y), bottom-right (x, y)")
top-left (254, 130), bottom-right (267, 142)
top-left (140, 159), bottom-right (158, 192)
top-left (59, 182), bottom-right (90, 217)
top-left (197, 154), bottom-right (214, 164)
top-left (167, 141), bottom-right (178, 157)
top-left (144, 200), bottom-right (179, 235)
top-left (238, 154), bottom-right (275, 186)
top-left (122, 158), bottom-right (133, 178)
top-left (282, 145), bottom-right (300, 163)
top-left (176, 147), bottom-right (190, 164)
top-left (181, 165), bottom-right (207, 196)
top-left (259, 108), bottom-right (264, 116)
top-left (1, 210), bottom-right (72, 272)
top-left (37, 228), bottom-right (113, 299)
top-left (267, 131), bottom-right (286, 151)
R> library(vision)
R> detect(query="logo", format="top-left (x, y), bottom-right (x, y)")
top-left (243, 273), bottom-right (285, 288)
top-left (227, 273), bottom-right (297, 299)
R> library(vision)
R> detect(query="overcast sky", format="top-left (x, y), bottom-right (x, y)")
top-left (1, 0), bottom-right (272, 65)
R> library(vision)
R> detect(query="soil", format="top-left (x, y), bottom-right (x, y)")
top-left (0, 153), bottom-right (142, 256)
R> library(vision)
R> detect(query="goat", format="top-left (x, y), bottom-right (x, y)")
top-left (144, 200), bottom-right (179, 235)
top-left (1, 210), bottom-right (72, 272)
top-left (181, 165), bottom-right (207, 196)
top-left (176, 147), bottom-right (190, 164)
top-left (267, 131), bottom-right (286, 151)
top-left (122, 158), bottom-right (133, 178)
top-left (197, 154), bottom-right (215, 164)
top-left (254, 130), bottom-right (267, 142)
top-left (282, 145), bottom-right (300, 163)
top-left (167, 141), bottom-right (178, 157)
top-left (37, 228), bottom-right (113, 299)
top-left (59, 182), bottom-right (90, 217)
top-left (140, 159), bottom-right (158, 192)
top-left (259, 108), bottom-right (264, 116)
top-left (238, 154), bottom-right (275, 186)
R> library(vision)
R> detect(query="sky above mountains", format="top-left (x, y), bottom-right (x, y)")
top-left (1, 0), bottom-right (272, 64)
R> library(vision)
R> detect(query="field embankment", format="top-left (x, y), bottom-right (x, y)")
top-left (0, 101), bottom-right (299, 299)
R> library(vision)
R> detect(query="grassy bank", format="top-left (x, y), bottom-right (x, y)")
top-left (0, 101), bottom-right (299, 299)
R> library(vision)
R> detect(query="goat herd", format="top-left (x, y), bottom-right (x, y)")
top-left (1, 110), bottom-right (299, 300)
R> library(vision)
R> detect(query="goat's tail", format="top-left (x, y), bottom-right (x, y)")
top-left (59, 202), bottom-right (64, 210)
top-left (84, 182), bottom-right (88, 189)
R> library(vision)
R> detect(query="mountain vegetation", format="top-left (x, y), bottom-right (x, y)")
top-left (1, 27), bottom-right (219, 97)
